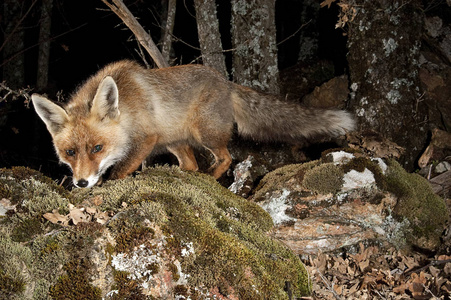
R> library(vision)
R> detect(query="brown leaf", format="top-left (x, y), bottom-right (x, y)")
top-left (393, 282), bottom-right (408, 294)
top-left (43, 209), bottom-right (69, 226)
top-left (408, 272), bottom-right (427, 298)
top-left (91, 195), bottom-right (103, 206)
top-left (94, 211), bottom-right (110, 225)
top-left (333, 283), bottom-right (343, 295)
top-left (429, 265), bottom-right (440, 278)
top-left (85, 207), bottom-right (97, 215)
top-left (69, 207), bottom-right (90, 225)
top-left (320, 0), bottom-right (336, 9)
top-left (444, 262), bottom-right (451, 275)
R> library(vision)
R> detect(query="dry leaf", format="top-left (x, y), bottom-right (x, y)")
top-left (333, 283), bottom-right (343, 295)
top-left (444, 262), bottom-right (451, 275)
top-left (69, 207), bottom-right (90, 225)
top-left (320, 0), bottom-right (336, 9)
top-left (43, 209), bottom-right (69, 226)
top-left (95, 211), bottom-right (110, 224)
top-left (408, 272), bottom-right (427, 297)
top-left (85, 207), bottom-right (97, 215)
top-left (0, 198), bottom-right (16, 213)
top-left (92, 195), bottom-right (103, 206)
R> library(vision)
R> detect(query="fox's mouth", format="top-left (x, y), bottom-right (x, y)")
top-left (74, 174), bottom-right (101, 188)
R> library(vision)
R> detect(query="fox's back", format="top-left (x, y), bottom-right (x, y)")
top-left (65, 61), bottom-right (233, 144)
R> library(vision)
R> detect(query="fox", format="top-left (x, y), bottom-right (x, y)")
top-left (32, 60), bottom-right (355, 188)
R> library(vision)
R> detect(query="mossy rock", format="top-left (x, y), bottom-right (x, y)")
top-left (253, 155), bottom-right (449, 252)
top-left (383, 159), bottom-right (448, 250)
top-left (0, 166), bottom-right (310, 299)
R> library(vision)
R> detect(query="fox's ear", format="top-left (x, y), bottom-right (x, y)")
top-left (91, 76), bottom-right (120, 120)
top-left (32, 94), bottom-right (69, 136)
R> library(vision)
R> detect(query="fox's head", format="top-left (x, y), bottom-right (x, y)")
top-left (32, 76), bottom-right (128, 188)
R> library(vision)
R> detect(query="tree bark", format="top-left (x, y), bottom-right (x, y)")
top-left (36, 0), bottom-right (53, 91)
top-left (2, 0), bottom-right (26, 89)
top-left (161, 0), bottom-right (176, 63)
top-left (193, 0), bottom-right (227, 76)
top-left (101, 0), bottom-right (169, 68)
top-left (347, 0), bottom-right (427, 170)
top-left (231, 0), bottom-right (280, 93)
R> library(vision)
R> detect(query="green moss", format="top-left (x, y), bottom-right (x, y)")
top-left (302, 163), bottom-right (344, 194)
top-left (174, 284), bottom-right (188, 296)
top-left (111, 270), bottom-right (145, 300)
top-left (11, 217), bottom-right (43, 242)
top-left (383, 159), bottom-right (448, 249)
top-left (0, 166), bottom-right (72, 203)
top-left (40, 238), bottom-right (60, 256)
top-left (0, 267), bottom-right (26, 296)
top-left (254, 161), bottom-right (320, 201)
top-left (168, 262), bottom-right (180, 282)
top-left (0, 235), bottom-right (33, 299)
top-left (112, 220), bottom-right (155, 253)
top-left (49, 259), bottom-right (102, 300)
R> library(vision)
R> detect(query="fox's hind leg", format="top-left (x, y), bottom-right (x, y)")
top-left (167, 144), bottom-right (199, 172)
top-left (204, 146), bottom-right (232, 179)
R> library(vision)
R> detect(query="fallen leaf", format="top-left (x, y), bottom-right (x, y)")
top-left (43, 209), bottom-right (69, 226)
top-left (320, 0), bottom-right (336, 9)
top-left (95, 211), bottom-right (110, 224)
top-left (69, 207), bottom-right (90, 225)
top-left (85, 207), bottom-right (97, 215)
top-left (91, 195), bottom-right (103, 206)
top-left (444, 262), bottom-right (451, 275)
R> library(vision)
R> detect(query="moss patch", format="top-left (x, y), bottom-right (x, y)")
top-left (383, 159), bottom-right (448, 249)
top-left (49, 259), bottom-right (102, 300)
top-left (302, 163), bottom-right (344, 194)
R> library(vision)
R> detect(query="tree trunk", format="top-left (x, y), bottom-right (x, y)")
top-left (161, 0), bottom-right (176, 63)
top-left (2, 0), bottom-right (26, 89)
top-left (193, 0), bottom-right (227, 76)
top-left (36, 0), bottom-right (53, 91)
top-left (231, 0), bottom-right (280, 93)
top-left (347, 0), bottom-right (427, 170)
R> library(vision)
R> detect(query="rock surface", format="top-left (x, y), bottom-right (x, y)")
top-left (253, 151), bottom-right (449, 255)
top-left (0, 166), bottom-right (310, 300)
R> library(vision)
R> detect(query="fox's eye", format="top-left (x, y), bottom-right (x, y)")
top-left (66, 149), bottom-right (75, 156)
top-left (92, 145), bottom-right (103, 153)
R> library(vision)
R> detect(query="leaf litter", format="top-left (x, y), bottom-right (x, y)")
top-left (302, 242), bottom-right (451, 299)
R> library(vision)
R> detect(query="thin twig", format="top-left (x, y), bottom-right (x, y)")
top-left (277, 19), bottom-right (313, 46)
top-left (0, 0), bottom-right (40, 54)
top-left (317, 268), bottom-right (343, 300)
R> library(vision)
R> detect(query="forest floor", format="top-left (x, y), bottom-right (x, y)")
top-left (302, 197), bottom-right (451, 300)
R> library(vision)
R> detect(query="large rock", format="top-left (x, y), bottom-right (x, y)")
top-left (0, 166), bottom-right (310, 300)
top-left (253, 151), bottom-right (449, 255)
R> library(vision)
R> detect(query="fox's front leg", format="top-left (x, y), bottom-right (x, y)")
top-left (167, 144), bottom-right (199, 172)
top-left (109, 135), bottom-right (158, 180)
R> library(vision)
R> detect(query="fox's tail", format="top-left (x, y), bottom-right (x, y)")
top-left (231, 84), bottom-right (356, 143)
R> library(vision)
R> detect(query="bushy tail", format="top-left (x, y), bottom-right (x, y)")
top-left (231, 84), bottom-right (356, 143)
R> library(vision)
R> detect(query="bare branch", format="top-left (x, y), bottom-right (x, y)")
top-left (101, 0), bottom-right (169, 68)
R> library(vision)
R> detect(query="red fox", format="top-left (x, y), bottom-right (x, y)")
top-left (32, 60), bottom-right (355, 188)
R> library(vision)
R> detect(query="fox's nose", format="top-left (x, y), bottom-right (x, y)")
top-left (76, 179), bottom-right (89, 188)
